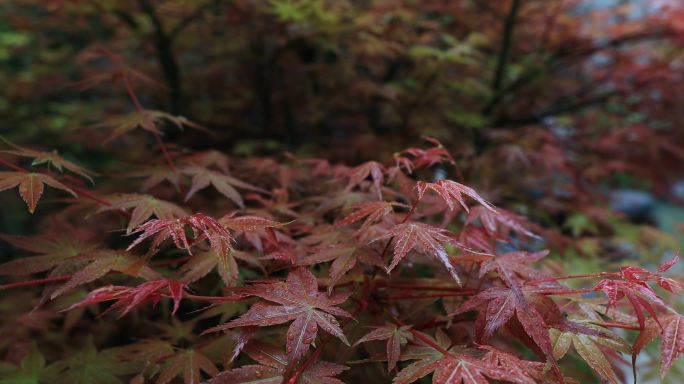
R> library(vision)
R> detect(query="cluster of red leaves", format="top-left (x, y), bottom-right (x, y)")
top-left (0, 135), bottom-right (682, 384)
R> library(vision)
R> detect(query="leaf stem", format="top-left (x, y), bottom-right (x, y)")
top-left (0, 275), bottom-right (71, 290)
top-left (386, 292), bottom-right (475, 301)
top-left (525, 272), bottom-right (617, 285)
top-left (379, 282), bottom-right (466, 292)
top-left (69, 185), bottom-right (112, 206)
top-left (122, 75), bottom-right (177, 171)
top-left (0, 157), bottom-right (27, 172)
top-left (387, 313), bottom-right (452, 356)
top-left (181, 294), bottom-right (246, 302)
top-left (537, 287), bottom-right (597, 296)
top-left (590, 321), bottom-right (641, 331)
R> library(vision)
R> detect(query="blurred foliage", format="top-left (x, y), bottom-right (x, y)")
top-left (0, 0), bottom-right (684, 381)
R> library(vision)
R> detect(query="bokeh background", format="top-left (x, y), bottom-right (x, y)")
top-left (0, 0), bottom-right (683, 382)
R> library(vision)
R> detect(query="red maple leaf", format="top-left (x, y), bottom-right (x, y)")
top-left (450, 286), bottom-right (564, 380)
top-left (593, 257), bottom-right (681, 329)
top-left (373, 222), bottom-right (466, 284)
top-left (335, 200), bottom-right (400, 236)
top-left (466, 206), bottom-right (539, 240)
top-left (394, 330), bottom-right (536, 384)
top-left (394, 136), bottom-right (456, 174)
top-left (344, 161), bottom-right (385, 199)
top-left (205, 268), bottom-right (351, 365)
top-left (0, 172), bottom-right (76, 213)
top-left (65, 279), bottom-right (188, 317)
top-left (354, 323), bottom-right (413, 371)
top-left (479, 250), bottom-right (550, 302)
top-left (182, 166), bottom-right (267, 208)
top-left (416, 179), bottom-right (495, 213)
top-left (207, 341), bottom-right (348, 384)
top-left (127, 213), bottom-right (233, 258)
top-left (633, 314), bottom-right (684, 378)
top-left (95, 193), bottom-right (188, 234)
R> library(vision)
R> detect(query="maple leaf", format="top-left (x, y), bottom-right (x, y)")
top-left (658, 252), bottom-right (680, 272)
top-left (220, 214), bottom-right (287, 232)
top-left (335, 200), bottom-right (400, 236)
top-left (50, 339), bottom-right (142, 384)
top-left (127, 213), bottom-right (233, 259)
top-left (219, 213), bottom-right (293, 257)
top-left (616, 260), bottom-right (683, 294)
top-left (394, 330), bottom-right (535, 384)
top-left (355, 323), bottom-right (413, 371)
top-left (394, 137), bottom-right (456, 173)
top-left (65, 279), bottom-right (188, 317)
top-left (179, 150), bottom-right (230, 173)
top-left (0, 343), bottom-right (60, 384)
top-left (50, 249), bottom-right (162, 299)
top-left (479, 345), bottom-right (565, 384)
top-left (95, 193), bottom-right (188, 234)
top-left (465, 206), bottom-right (539, 240)
top-left (632, 314), bottom-right (684, 378)
top-left (112, 339), bottom-right (175, 366)
top-left (123, 166), bottom-right (182, 191)
top-left (73, 45), bottom-right (160, 90)
top-left (93, 109), bottom-right (207, 143)
top-left (0, 232), bottom-right (98, 276)
top-left (0, 139), bottom-right (96, 182)
top-left (594, 279), bottom-right (669, 330)
top-left (344, 161), bottom-right (385, 199)
top-left (207, 342), bottom-right (348, 384)
top-left (245, 193), bottom-right (301, 218)
top-left (0, 172), bottom-right (76, 213)
top-left (183, 166), bottom-right (268, 208)
top-left (205, 268), bottom-right (351, 365)
top-left (373, 222), bottom-right (465, 284)
top-left (155, 348), bottom-right (219, 384)
top-left (550, 324), bottom-right (631, 384)
top-left (457, 226), bottom-right (497, 254)
top-left (179, 249), bottom-right (239, 286)
top-left (298, 243), bottom-right (383, 291)
top-left (450, 286), bottom-right (563, 380)
top-left (479, 250), bottom-right (550, 302)
top-left (416, 179), bottom-right (495, 213)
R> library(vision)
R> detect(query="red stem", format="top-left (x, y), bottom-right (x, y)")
top-left (388, 314), bottom-right (452, 356)
top-left (181, 294), bottom-right (247, 302)
top-left (593, 321), bottom-right (641, 331)
top-left (0, 157), bottom-right (26, 172)
top-left (375, 201), bottom-right (419, 272)
top-left (525, 272), bottom-right (617, 285)
top-left (386, 292), bottom-right (475, 300)
top-left (152, 131), bottom-right (177, 171)
top-left (122, 75), bottom-right (176, 171)
top-left (406, 328), bottom-right (452, 356)
top-left (400, 201), bottom-right (418, 224)
top-left (69, 185), bottom-right (112, 206)
top-left (537, 287), bottom-right (598, 296)
top-left (380, 282), bottom-right (466, 292)
top-left (0, 275), bottom-right (71, 290)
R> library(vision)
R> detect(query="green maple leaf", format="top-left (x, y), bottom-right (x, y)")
top-left (51, 339), bottom-right (142, 384)
top-left (0, 344), bottom-right (60, 384)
